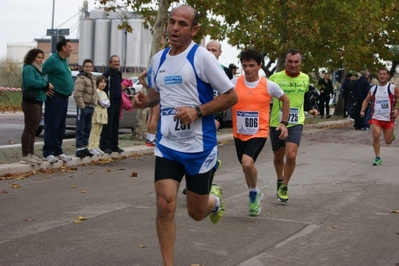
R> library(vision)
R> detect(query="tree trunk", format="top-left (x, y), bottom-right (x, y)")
top-left (131, 0), bottom-right (169, 141)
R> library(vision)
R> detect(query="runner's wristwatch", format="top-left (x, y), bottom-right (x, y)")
top-left (280, 121), bottom-right (289, 126)
top-left (195, 106), bottom-right (202, 118)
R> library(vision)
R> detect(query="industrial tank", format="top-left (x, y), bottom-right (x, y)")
top-left (90, 8), bottom-right (107, 19)
top-left (78, 19), bottom-right (95, 65)
top-left (126, 19), bottom-right (149, 71)
top-left (109, 19), bottom-right (124, 61)
top-left (93, 19), bottom-right (111, 68)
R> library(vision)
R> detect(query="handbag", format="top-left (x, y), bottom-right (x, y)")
top-left (121, 91), bottom-right (133, 111)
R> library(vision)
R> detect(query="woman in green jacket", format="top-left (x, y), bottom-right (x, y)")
top-left (20, 48), bottom-right (53, 164)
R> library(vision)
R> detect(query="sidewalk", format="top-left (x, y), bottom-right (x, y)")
top-left (0, 116), bottom-right (354, 178)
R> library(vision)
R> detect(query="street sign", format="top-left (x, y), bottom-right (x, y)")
top-left (58, 29), bottom-right (70, 36)
top-left (46, 29), bottom-right (58, 36)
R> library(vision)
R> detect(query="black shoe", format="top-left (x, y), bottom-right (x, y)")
top-left (112, 147), bottom-right (124, 153)
top-left (326, 115), bottom-right (331, 118)
top-left (102, 148), bottom-right (113, 154)
top-left (82, 148), bottom-right (94, 157)
top-left (75, 150), bottom-right (86, 158)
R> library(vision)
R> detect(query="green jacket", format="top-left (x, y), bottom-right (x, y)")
top-left (22, 64), bottom-right (48, 102)
top-left (42, 52), bottom-right (73, 97)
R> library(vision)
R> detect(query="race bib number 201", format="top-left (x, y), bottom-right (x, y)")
top-left (160, 107), bottom-right (197, 140)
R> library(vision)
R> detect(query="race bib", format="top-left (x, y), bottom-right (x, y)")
top-left (236, 111), bottom-right (259, 135)
top-left (374, 100), bottom-right (389, 114)
top-left (160, 107), bottom-right (198, 141)
top-left (279, 108), bottom-right (299, 124)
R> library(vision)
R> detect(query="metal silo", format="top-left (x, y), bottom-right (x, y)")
top-left (109, 19), bottom-right (124, 61)
top-left (93, 19), bottom-right (111, 69)
top-left (78, 19), bottom-right (95, 65)
top-left (126, 19), bottom-right (143, 71)
top-left (90, 8), bottom-right (107, 19)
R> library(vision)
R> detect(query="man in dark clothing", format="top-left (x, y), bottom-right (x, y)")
top-left (353, 70), bottom-right (371, 130)
top-left (100, 55), bottom-right (124, 154)
top-left (347, 74), bottom-right (358, 118)
top-left (341, 73), bottom-right (352, 117)
top-left (317, 72), bottom-right (334, 118)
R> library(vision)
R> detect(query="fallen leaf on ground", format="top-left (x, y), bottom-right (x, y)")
top-left (130, 172), bottom-right (138, 177)
top-left (25, 218), bottom-right (35, 222)
top-left (331, 226), bottom-right (338, 229)
top-left (71, 185), bottom-right (76, 188)
top-left (73, 220), bottom-right (82, 224)
top-left (70, 166), bottom-right (78, 170)
top-left (10, 183), bottom-right (20, 188)
top-left (9, 140), bottom-right (16, 144)
top-left (107, 169), bottom-right (112, 172)
top-left (390, 210), bottom-right (399, 214)
top-left (78, 215), bottom-right (87, 221)
top-left (2, 190), bottom-right (8, 194)
top-left (81, 190), bottom-right (86, 193)
top-left (138, 244), bottom-right (146, 248)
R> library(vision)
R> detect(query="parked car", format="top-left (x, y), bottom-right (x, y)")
top-left (35, 71), bottom-right (138, 136)
top-left (128, 76), bottom-right (144, 93)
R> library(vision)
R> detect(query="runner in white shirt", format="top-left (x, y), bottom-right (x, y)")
top-left (133, 5), bottom-right (237, 266)
top-left (360, 68), bottom-right (399, 165)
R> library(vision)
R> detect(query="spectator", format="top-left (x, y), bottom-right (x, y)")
top-left (341, 73), bottom-right (352, 117)
top-left (133, 5), bottom-right (237, 265)
top-left (317, 72), bottom-right (334, 118)
top-left (88, 75), bottom-right (110, 155)
top-left (354, 70), bottom-right (371, 130)
top-left (20, 48), bottom-right (54, 164)
top-left (42, 38), bottom-right (74, 163)
top-left (347, 74), bottom-right (358, 118)
top-left (229, 63), bottom-right (238, 76)
top-left (100, 55), bottom-right (125, 154)
top-left (73, 59), bottom-right (97, 158)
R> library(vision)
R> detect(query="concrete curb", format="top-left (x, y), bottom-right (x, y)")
top-left (0, 134), bottom-right (235, 177)
top-left (0, 120), bottom-right (352, 177)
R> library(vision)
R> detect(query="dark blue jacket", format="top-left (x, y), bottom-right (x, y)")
top-left (354, 76), bottom-right (371, 102)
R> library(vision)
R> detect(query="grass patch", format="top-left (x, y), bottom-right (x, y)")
top-left (0, 91), bottom-right (22, 112)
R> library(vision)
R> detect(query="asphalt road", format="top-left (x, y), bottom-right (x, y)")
top-left (1, 125), bottom-right (399, 266)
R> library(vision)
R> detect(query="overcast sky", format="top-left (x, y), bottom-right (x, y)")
top-left (0, 0), bottom-right (239, 66)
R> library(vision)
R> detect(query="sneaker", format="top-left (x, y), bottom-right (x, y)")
top-left (392, 134), bottom-right (396, 142)
top-left (21, 155), bottom-right (38, 164)
top-left (45, 155), bottom-right (58, 163)
top-left (373, 157), bottom-right (382, 166)
top-left (276, 179), bottom-right (283, 198)
top-left (96, 148), bottom-right (105, 155)
top-left (102, 148), bottom-right (113, 154)
top-left (249, 190), bottom-right (264, 216)
top-left (30, 154), bottom-right (44, 163)
top-left (89, 148), bottom-right (101, 156)
top-left (277, 184), bottom-right (289, 202)
top-left (56, 154), bottom-right (72, 162)
top-left (111, 147), bottom-right (124, 153)
top-left (209, 184), bottom-right (224, 224)
top-left (145, 139), bottom-right (156, 147)
top-left (326, 115), bottom-right (331, 119)
top-left (82, 148), bottom-right (94, 157)
top-left (75, 149), bottom-right (86, 158)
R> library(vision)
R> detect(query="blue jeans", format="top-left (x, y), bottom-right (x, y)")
top-left (75, 106), bottom-right (94, 148)
top-left (43, 94), bottom-right (68, 157)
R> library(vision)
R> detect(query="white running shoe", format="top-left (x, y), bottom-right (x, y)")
top-left (45, 155), bottom-right (58, 163)
top-left (56, 154), bottom-right (72, 162)
top-left (89, 148), bottom-right (100, 155)
top-left (96, 148), bottom-right (105, 155)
